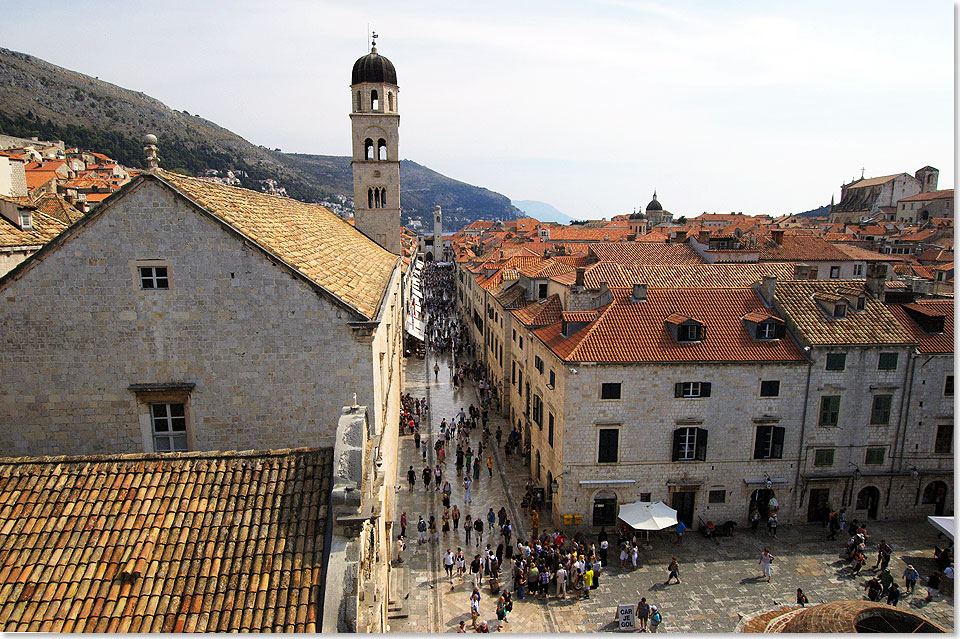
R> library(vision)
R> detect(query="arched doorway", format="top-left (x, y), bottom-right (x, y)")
top-left (593, 490), bottom-right (618, 527)
top-left (923, 481), bottom-right (949, 516)
top-left (425, 251), bottom-right (434, 262)
top-left (856, 486), bottom-right (881, 520)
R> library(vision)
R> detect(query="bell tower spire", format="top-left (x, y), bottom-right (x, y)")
top-left (350, 37), bottom-right (401, 254)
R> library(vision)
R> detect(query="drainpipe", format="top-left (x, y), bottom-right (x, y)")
top-left (792, 357), bottom-right (813, 516)
top-left (892, 348), bottom-right (916, 474)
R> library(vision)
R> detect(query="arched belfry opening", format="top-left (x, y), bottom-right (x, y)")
top-left (377, 139), bottom-right (387, 160)
top-left (371, 89), bottom-right (379, 111)
top-left (356, 91), bottom-right (362, 112)
top-left (364, 138), bottom-right (374, 160)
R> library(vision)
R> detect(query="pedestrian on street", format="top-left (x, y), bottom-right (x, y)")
top-left (414, 430), bottom-right (421, 449)
top-left (435, 465), bottom-right (443, 490)
top-left (903, 565), bottom-right (919, 594)
top-left (422, 465), bottom-right (432, 491)
top-left (471, 555), bottom-right (482, 587)
top-left (556, 564), bottom-right (568, 599)
top-left (470, 587), bottom-right (481, 628)
top-left (407, 466), bottom-right (416, 491)
top-left (675, 520), bottom-right (686, 545)
top-left (452, 505), bottom-right (461, 532)
top-left (925, 571), bottom-right (942, 601)
top-left (886, 582), bottom-right (901, 606)
top-left (487, 508), bottom-right (496, 537)
top-left (397, 535), bottom-right (405, 564)
top-left (796, 588), bottom-right (808, 606)
top-left (636, 597), bottom-right (650, 631)
top-left (457, 547), bottom-right (466, 577)
top-left (444, 548), bottom-right (455, 582)
top-left (530, 509), bottom-right (539, 539)
top-left (473, 458), bottom-right (481, 480)
top-left (767, 511), bottom-right (778, 537)
top-left (759, 548), bottom-right (774, 582)
top-left (750, 506), bottom-right (761, 534)
top-left (865, 576), bottom-right (882, 601)
top-left (649, 605), bottom-right (662, 633)
top-left (465, 515), bottom-right (473, 545)
top-left (463, 477), bottom-right (473, 503)
top-left (474, 517), bottom-right (484, 548)
top-left (418, 516), bottom-right (427, 544)
top-left (487, 456), bottom-right (494, 477)
top-left (665, 556), bottom-right (681, 585)
top-left (434, 362), bottom-right (440, 380)
top-left (400, 512), bottom-right (408, 537)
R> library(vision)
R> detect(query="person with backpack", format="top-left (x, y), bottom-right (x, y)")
top-left (665, 556), bottom-right (681, 585)
top-left (649, 605), bottom-right (663, 633)
top-left (417, 516), bottom-right (427, 545)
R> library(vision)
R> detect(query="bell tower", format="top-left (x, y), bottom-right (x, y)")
top-left (433, 205), bottom-right (443, 261)
top-left (350, 35), bottom-right (401, 254)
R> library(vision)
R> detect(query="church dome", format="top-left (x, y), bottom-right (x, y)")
top-left (352, 48), bottom-right (398, 85)
top-left (646, 191), bottom-right (663, 212)
top-left (629, 209), bottom-right (644, 220)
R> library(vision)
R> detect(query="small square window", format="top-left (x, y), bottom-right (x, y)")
top-left (878, 352), bottom-right (898, 371)
top-left (600, 383), bottom-right (622, 400)
top-left (814, 449), bottom-right (835, 467)
top-left (640, 492), bottom-right (652, 502)
top-left (834, 303), bottom-right (847, 318)
top-left (853, 264), bottom-right (864, 276)
top-left (864, 447), bottom-right (885, 465)
top-left (708, 489), bottom-right (726, 504)
top-left (682, 324), bottom-right (702, 341)
top-left (138, 265), bottom-right (169, 290)
top-left (825, 353), bottom-right (846, 371)
top-left (151, 402), bottom-right (187, 452)
top-left (944, 375), bottom-right (954, 397)
top-left (760, 380), bottom-right (780, 397)
top-left (830, 266), bottom-right (840, 279)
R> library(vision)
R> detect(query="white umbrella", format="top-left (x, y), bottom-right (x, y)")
top-left (618, 501), bottom-right (678, 530)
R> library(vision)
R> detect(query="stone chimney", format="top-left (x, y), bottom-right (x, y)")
top-left (631, 282), bottom-right (648, 302)
top-left (574, 267), bottom-right (585, 289)
top-left (865, 263), bottom-right (888, 299)
top-left (143, 133), bottom-right (159, 171)
top-left (697, 230), bottom-right (711, 245)
top-left (674, 230), bottom-right (687, 243)
top-left (771, 229), bottom-right (785, 246)
top-left (793, 263), bottom-right (811, 280)
top-left (760, 275), bottom-right (776, 304)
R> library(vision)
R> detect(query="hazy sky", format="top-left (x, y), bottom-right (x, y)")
top-left (4, 1), bottom-right (954, 219)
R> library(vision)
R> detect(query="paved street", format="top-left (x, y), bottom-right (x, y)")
top-left (389, 350), bottom-right (954, 633)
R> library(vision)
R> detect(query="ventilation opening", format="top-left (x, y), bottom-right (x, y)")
top-left (854, 609), bottom-right (944, 633)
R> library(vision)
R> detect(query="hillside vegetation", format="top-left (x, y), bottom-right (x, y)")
top-left (0, 47), bottom-right (518, 228)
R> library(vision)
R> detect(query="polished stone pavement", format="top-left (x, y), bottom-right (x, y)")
top-left (388, 350), bottom-right (954, 633)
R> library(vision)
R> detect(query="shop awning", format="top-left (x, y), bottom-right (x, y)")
top-left (928, 516), bottom-right (954, 540)
top-left (618, 500), bottom-right (678, 531)
top-left (405, 317), bottom-right (425, 341)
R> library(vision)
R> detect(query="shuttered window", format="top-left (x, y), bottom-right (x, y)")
top-left (672, 427), bottom-right (708, 461)
top-left (753, 426), bottom-right (785, 459)
top-left (674, 382), bottom-right (711, 398)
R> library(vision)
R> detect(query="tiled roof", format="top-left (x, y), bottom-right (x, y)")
top-left (518, 259), bottom-right (574, 279)
top-left (636, 230), bottom-right (669, 243)
top-left (773, 280), bottom-right (914, 345)
top-left (0, 209), bottom-right (67, 248)
top-left (830, 243), bottom-right (896, 262)
top-left (617, 263), bottom-right (797, 288)
top-left (758, 234), bottom-right (849, 261)
top-left (546, 227), bottom-right (633, 242)
top-left (32, 193), bottom-right (83, 224)
top-left (916, 248), bottom-right (953, 264)
top-left (512, 294), bottom-right (563, 327)
top-left (898, 189), bottom-right (953, 202)
top-left (534, 287), bottom-right (806, 363)
top-left (845, 174), bottom-right (904, 189)
top-left (587, 242), bottom-right (704, 265)
top-left (742, 310), bottom-right (782, 323)
top-left (886, 300), bottom-right (954, 354)
top-left (493, 282), bottom-right (527, 309)
top-left (893, 263), bottom-right (934, 280)
top-left (158, 170), bottom-right (397, 320)
top-left (24, 170), bottom-right (58, 189)
top-left (0, 447), bottom-right (332, 633)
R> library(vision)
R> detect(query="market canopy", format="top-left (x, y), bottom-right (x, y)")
top-left (928, 516), bottom-right (954, 540)
top-left (618, 500), bottom-right (678, 531)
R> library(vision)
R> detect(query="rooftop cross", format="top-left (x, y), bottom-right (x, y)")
top-left (371, 31), bottom-right (378, 52)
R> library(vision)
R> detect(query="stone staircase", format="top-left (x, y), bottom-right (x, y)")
top-left (388, 562), bottom-right (410, 619)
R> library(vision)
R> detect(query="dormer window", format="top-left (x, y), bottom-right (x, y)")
top-left (758, 322), bottom-right (778, 339)
top-left (19, 211), bottom-right (32, 230)
top-left (665, 313), bottom-right (704, 343)
top-left (834, 303), bottom-right (847, 318)
top-left (742, 312), bottom-right (785, 340)
top-left (813, 292), bottom-right (849, 319)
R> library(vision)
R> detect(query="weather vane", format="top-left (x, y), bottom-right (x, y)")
top-left (372, 31), bottom-right (378, 50)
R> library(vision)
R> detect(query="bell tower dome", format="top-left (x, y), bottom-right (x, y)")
top-left (350, 35), bottom-right (401, 254)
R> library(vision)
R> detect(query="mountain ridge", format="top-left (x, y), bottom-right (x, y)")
top-left (0, 47), bottom-right (519, 229)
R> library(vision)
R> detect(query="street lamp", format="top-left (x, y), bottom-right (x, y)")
top-left (848, 462), bottom-right (861, 481)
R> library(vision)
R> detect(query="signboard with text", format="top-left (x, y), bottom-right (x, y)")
top-left (617, 605), bottom-right (635, 631)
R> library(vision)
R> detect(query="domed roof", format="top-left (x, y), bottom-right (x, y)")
top-left (629, 209), bottom-right (644, 220)
top-left (352, 47), bottom-right (397, 85)
top-left (646, 191), bottom-right (663, 212)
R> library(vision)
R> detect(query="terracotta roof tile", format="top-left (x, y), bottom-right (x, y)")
top-left (534, 287), bottom-right (805, 363)
top-left (0, 210), bottom-right (67, 248)
top-left (0, 447), bottom-right (331, 633)
top-left (773, 280), bottom-right (914, 345)
top-left (158, 171), bottom-right (397, 320)
top-left (512, 294), bottom-right (563, 327)
top-left (758, 235), bottom-right (850, 261)
top-left (898, 189), bottom-right (953, 202)
top-left (587, 242), bottom-right (704, 265)
top-left (885, 302), bottom-right (953, 355)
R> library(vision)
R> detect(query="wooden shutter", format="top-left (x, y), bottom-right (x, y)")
top-left (674, 383), bottom-right (683, 398)
top-left (695, 428), bottom-right (708, 461)
top-left (754, 426), bottom-right (767, 459)
top-left (672, 429), bottom-right (683, 461)
top-left (771, 427), bottom-right (785, 458)
top-left (701, 382), bottom-right (712, 397)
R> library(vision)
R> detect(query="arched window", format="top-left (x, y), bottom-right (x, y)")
top-left (388, 92), bottom-right (394, 111)
top-left (371, 89), bottom-right (379, 111)
top-left (377, 138), bottom-right (387, 161)
top-left (380, 187), bottom-right (387, 208)
top-left (368, 188), bottom-right (373, 208)
top-left (356, 91), bottom-right (362, 112)
top-left (364, 138), bottom-right (374, 160)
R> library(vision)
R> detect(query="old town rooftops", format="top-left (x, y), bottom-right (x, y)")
top-left (773, 280), bottom-right (913, 346)
top-left (533, 287), bottom-right (806, 363)
top-left (0, 446), bottom-right (332, 633)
